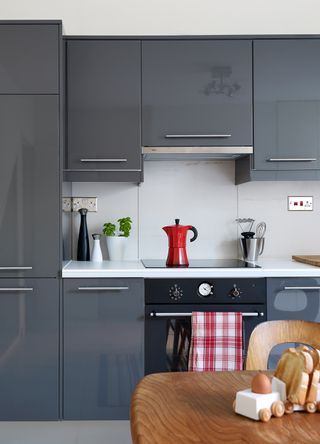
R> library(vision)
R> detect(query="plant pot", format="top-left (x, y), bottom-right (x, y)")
top-left (106, 236), bottom-right (127, 260)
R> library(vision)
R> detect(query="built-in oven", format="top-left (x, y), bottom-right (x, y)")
top-left (145, 278), bottom-right (266, 374)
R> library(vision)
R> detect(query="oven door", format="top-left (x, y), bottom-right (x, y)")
top-left (145, 304), bottom-right (266, 375)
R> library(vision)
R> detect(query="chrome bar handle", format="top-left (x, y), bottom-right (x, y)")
top-left (80, 159), bottom-right (127, 162)
top-left (267, 158), bottom-right (317, 162)
top-left (284, 286), bottom-right (320, 290)
top-left (0, 288), bottom-right (33, 291)
top-left (0, 267), bottom-right (32, 270)
top-left (165, 134), bottom-right (231, 139)
top-left (78, 286), bottom-right (129, 291)
top-left (149, 311), bottom-right (264, 317)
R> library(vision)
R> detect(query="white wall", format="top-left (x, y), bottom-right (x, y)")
top-left (71, 163), bottom-right (320, 261)
top-left (1, 0), bottom-right (320, 35)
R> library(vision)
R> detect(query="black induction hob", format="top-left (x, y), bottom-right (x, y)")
top-left (141, 259), bottom-right (261, 268)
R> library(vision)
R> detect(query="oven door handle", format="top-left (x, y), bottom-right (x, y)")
top-left (149, 311), bottom-right (264, 317)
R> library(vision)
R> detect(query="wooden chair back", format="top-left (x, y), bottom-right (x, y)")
top-left (246, 320), bottom-right (320, 370)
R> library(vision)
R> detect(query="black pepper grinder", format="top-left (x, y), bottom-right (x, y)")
top-left (77, 208), bottom-right (90, 261)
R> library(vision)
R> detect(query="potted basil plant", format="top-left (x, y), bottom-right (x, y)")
top-left (103, 217), bottom-right (132, 260)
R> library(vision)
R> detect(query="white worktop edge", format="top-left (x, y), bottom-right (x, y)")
top-left (62, 259), bottom-right (320, 278)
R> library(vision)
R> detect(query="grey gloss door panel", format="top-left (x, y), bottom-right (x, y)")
top-left (254, 40), bottom-right (320, 170)
top-left (0, 95), bottom-right (60, 277)
top-left (63, 278), bottom-right (144, 419)
top-left (0, 279), bottom-right (59, 420)
top-left (267, 278), bottom-right (320, 321)
top-left (66, 40), bottom-right (141, 171)
top-left (142, 40), bottom-right (252, 147)
top-left (0, 24), bottom-right (59, 94)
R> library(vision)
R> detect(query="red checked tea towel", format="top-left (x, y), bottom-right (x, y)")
top-left (188, 312), bottom-right (243, 371)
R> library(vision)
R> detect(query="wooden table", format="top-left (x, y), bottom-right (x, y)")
top-left (131, 371), bottom-right (320, 444)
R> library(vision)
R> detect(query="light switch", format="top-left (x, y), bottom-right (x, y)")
top-left (288, 196), bottom-right (313, 211)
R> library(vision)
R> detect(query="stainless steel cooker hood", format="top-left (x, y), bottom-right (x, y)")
top-left (142, 145), bottom-right (253, 161)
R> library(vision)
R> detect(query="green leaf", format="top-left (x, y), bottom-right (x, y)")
top-left (118, 217), bottom-right (132, 238)
top-left (102, 222), bottom-right (116, 236)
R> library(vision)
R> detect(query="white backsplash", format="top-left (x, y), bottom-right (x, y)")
top-left (71, 161), bottom-right (320, 260)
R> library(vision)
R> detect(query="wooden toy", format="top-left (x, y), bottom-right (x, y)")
top-left (233, 345), bottom-right (320, 422)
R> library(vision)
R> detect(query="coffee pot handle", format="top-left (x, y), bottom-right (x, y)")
top-left (189, 226), bottom-right (198, 242)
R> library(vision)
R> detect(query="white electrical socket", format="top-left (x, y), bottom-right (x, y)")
top-left (62, 197), bottom-right (98, 212)
top-left (62, 198), bottom-right (72, 212)
top-left (288, 196), bottom-right (313, 211)
top-left (72, 197), bottom-right (98, 212)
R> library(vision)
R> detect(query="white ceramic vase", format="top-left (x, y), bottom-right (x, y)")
top-left (106, 236), bottom-right (127, 260)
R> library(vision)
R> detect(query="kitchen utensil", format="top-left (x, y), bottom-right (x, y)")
top-left (241, 231), bottom-right (255, 239)
top-left (162, 219), bottom-right (198, 267)
top-left (256, 222), bottom-right (266, 239)
top-left (77, 208), bottom-right (90, 261)
top-left (239, 238), bottom-right (265, 262)
top-left (236, 218), bottom-right (255, 234)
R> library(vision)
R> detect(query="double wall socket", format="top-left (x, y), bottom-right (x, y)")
top-left (288, 196), bottom-right (313, 211)
top-left (62, 197), bottom-right (98, 212)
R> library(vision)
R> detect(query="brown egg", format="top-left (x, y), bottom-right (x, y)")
top-left (251, 373), bottom-right (272, 394)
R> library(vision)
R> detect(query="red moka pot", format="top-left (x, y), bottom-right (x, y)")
top-left (162, 219), bottom-right (198, 267)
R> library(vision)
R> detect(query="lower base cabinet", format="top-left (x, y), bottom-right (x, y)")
top-left (267, 277), bottom-right (320, 368)
top-left (0, 279), bottom-right (59, 420)
top-left (63, 278), bottom-right (144, 420)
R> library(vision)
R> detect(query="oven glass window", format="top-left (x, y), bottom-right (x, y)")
top-left (166, 318), bottom-right (191, 371)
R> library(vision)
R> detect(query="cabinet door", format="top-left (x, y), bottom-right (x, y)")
top-left (0, 24), bottom-right (59, 94)
top-left (63, 278), bottom-right (144, 420)
top-left (254, 40), bottom-right (320, 170)
top-left (0, 95), bottom-right (60, 277)
top-left (0, 279), bottom-right (59, 420)
top-left (66, 40), bottom-right (141, 172)
top-left (142, 40), bottom-right (252, 147)
top-left (267, 277), bottom-right (320, 368)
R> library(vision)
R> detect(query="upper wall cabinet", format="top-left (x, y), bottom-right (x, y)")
top-left (254, 39), bottom-right (320, 171)
top-left (0, 24), bottom-right (59, 94)
top-left (142, 40), bottom-right (252, 148)
top-left (65, 40), bottom-right (142, 182)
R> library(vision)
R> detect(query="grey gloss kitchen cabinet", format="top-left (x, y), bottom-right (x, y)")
top-left (63, 278), bottom-right (144, 419)
top-left (0, 279), bottom-right (59, 420)
top-left (142, 40), bottom-right (252, 148)
top-left (254, 40), bottom-right (320, 171)
top-left (267, 278), bottom-right (320, 368)
top-left (65, 40), bottom-right (142, 182)
top-left (0, 24), bottom-right (59, 94)
top-left (0, 95), bottom-right (60, 277)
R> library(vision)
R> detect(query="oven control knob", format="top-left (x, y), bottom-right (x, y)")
top-left (169, 284), bottom-right (183, 301)
top-left (229, 285), bottom-right (241, 299)
top-left (198, 282), bottom-right (214, 297)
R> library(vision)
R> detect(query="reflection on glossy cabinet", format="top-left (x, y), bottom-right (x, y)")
top-left (63, 278), bottom-right (144, 419)
top-left (142, 40), bottom-right (252, 148)
top-left (254, 40), bottom-right (320, 171)
top-left (0, 95), bottom-right (60, 277)
top-left (0, 279), bottom-right (59, 420)
top-left (0, 23), bottom-right (59, 94)
top-left (66, 40), bottom-right (142, 182)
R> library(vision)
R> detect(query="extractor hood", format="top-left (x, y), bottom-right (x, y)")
top-left (142, 145), bottom-right (253, 161)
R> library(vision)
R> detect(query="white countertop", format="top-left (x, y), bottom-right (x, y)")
top-left (62, 258), bottom-right (320, 278)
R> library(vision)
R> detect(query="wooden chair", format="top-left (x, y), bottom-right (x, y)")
top-left (246, 320), bottom-right (320, 370)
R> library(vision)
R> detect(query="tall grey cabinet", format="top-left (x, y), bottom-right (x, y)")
top-left (63, 279), bottom-right (144, 420)
top-left (0, 22), bottom-right (61, 420)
